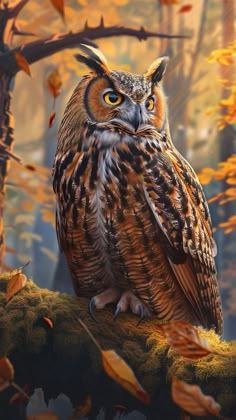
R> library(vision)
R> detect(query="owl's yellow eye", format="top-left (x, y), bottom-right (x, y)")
top-left (103, 91), bottom-right (123, 106)
top-left (145, 97), bottom-right (155, 111)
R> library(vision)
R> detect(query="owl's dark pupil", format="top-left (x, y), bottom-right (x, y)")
top-left (109, 93), bottom-right (118, 103)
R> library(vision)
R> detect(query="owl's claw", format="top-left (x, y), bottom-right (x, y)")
top-left (113, 305), bottom-right (121, 321)
top-left (89, 297), bottom-right (98, 322)
top-left (136, 304), bottom-right (144, 326)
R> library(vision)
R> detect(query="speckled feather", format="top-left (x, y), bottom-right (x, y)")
top-left (53, 46), bottom-right (223, 333)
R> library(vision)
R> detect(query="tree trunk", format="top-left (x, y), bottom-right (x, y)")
top-left (0, 72), bottom-right (15, 270)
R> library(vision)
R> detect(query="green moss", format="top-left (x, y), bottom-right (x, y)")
top-left (0, 271), bottom-right (235, 418)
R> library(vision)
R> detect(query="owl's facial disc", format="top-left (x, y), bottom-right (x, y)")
top-left (84, 75), bottom-right (166, 134)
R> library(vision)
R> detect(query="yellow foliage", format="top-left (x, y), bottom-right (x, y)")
top-left (207, 40), bottom-right (236, 65)
top-left (207, 41), bottom-right (236, 128)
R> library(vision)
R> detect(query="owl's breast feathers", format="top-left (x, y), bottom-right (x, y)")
top-left (53, 127), bottom-right (223, 334)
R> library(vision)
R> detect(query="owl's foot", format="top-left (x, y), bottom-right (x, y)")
top-left (89, 287), bottom-right (122, 321)
top-left (114, 290), bottom-right (151, 325)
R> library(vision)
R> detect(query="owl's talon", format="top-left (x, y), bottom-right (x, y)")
top-left (136, 304), bottom-right (144, 326)
top-left (89, 297), bottom-right (98, 322)
top-left (113, 305), bottom-right (121, 321)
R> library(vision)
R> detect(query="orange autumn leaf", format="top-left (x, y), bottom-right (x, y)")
top-left (46, 69), bottom-right (62, 99)
top-left (159, 0), bottom-right (179, 4)
top-left (42, 317), bottom-right (54, 329)
top-left (0, 357), bottom-right (14, 391)
top-left (178, 4), bottom-right (192, 13)
top-left (102, 350), bottom-right (150, 404)
top-left (78, 318), bottom-right (150, 404)
top-left (6, 273), bottom-right (27, 303)
top-left (25, 164), bottom-right (36, 171)
top-left (48, 112), bottom-right (56, 128)
top-left (27, 412), bottom-right (59, 420)
top-left (171, 375), bottom-right (221, 416)
top-left (157, 320), bottom-right (218, 359)
top-left (14, 52), bottom-right (31, 77)
top-left (50, 0), bottom-right (65, 21)
top-left (73, 395), bottom-right (92, 417)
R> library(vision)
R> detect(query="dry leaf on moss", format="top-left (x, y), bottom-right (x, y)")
top-left (171, 375), bottom-right (221, 416)
top-left (0, 357), bottom-right (14, 391)
top-left (158, 320), bottom-right (218, 359)
top-left (6, 273), bottom-right (27, 303)
top-left (42, 317), bottom-right (54, 329)
top-left (72, 395), bottom-right (92, 418)
top-left (102, 350), bottom-right (150, 404)
top-left (78, 318), bottom-right (150, 404)
top-left (14, 52), bottom-right (31, 76)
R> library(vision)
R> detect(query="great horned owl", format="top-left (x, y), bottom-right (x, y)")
top-left (52, 45), bottom-right (223, 333)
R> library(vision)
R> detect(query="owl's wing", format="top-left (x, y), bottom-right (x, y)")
top-left (143, 146), bottom-right (223, 333)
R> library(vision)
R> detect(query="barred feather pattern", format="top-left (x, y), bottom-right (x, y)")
top-left (53, 114), bottom-right (222, 332)
top-left (53, 56), bottom-right (223, 333)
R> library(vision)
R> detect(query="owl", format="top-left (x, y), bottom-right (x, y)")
top-left (52, 45), bottom-right (223, 333)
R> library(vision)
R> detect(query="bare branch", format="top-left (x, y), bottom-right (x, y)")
top-left (8, 0), bottom-right (29, 18)
top-left (1, 21), bottom-right (190, 75)
top-left (12, 22), bottom-right (36, 37)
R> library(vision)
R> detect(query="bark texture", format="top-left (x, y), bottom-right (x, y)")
top-left (0, 272), bottom-right (235, 419)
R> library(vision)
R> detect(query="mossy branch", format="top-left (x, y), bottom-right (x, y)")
top-left (0, 272), bottom-right (235, 419)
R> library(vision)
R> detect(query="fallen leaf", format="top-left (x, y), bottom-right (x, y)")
top-left (102, 350), bottom-right (150, 404)
top-left (25, 164), bottom-right (36, 171)
top-left (158, 320), bottom-right (216, 359)
top-left (171, 375), bottom-right (221, 416)
top-left (78, 318), bottom-right (150, 404)
top-left (46, 69), bottom-right (62, 99)
top-left (9, 384), bottom-right (30, 404)
top-left (178, 4), bottom-right (192, 13)
top-left (42, 317), bottom-right (54, 329)
top-left (48, 112), bottom-right (56, 128)
top-left (6, 273), bottom-right (27, 303)
top-left (27, 412), bottom-right (59, 420)
top-left (0, 357), bottom-right (14, 391)
top-left (14, 52), bottom-right (31, 77)
top-left (159, 0), bottom-right (179, 4)
top-left (49, 0), bottom-right (65, 21)
top-left (72, 395), bottom-right (92, 417)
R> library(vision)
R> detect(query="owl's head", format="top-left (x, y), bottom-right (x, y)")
top-left (60, 45), bottom-right (169, 151)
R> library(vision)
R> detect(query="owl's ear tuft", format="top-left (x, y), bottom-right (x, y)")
top-left (145, 56), bottom-right (169, 84)
top-left (74, 44), bottom-right (110, 76)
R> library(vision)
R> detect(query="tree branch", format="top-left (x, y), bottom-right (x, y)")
top-left (0, 273), bottom-right (235, 419)
top-left (8, 0), bottom-right (29, 18)
top-left (0, 21), bottom-right (191, 75)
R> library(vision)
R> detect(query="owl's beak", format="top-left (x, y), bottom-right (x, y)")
top-left (132, 105), bottom-right (143, 132)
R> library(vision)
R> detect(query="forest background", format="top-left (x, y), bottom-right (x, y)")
top-left (3, 0), bottom-right (235, 339)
